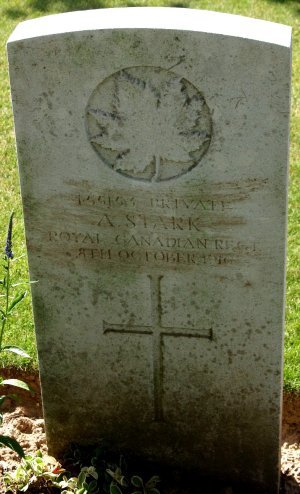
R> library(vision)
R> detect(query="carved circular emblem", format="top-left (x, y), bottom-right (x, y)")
top-left (86, 66), bottom-right (212, 182)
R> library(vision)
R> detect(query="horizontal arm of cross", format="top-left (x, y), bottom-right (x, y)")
top-left (103, 321), bottom-right (152, 335)
top-left (161, 327), bottom-right (213, 340)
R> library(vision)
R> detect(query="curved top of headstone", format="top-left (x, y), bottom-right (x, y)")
top-left (7, 7), bottom-right (291, 47)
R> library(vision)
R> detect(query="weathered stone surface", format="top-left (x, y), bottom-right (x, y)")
top-left (7, 7), bottom-right (291, 493)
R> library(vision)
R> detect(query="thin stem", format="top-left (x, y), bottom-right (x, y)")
top-left (0, 256), bottom-right (10, 351)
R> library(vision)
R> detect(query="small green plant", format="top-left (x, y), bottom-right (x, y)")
top-left (3, 449), bottom-right (64, 492)
top-left (54, 466), bottom-right (99, 494)
top-left (63, 444), bottom-right (161, 494)
top-left (4, 443), bottom-right (161, 494)
top-left (130, 475), bottom-right (160, 494)
top-left (0, 212), bottom-right (32, 457)
top-left (107, 472), bottom-right (160, 494)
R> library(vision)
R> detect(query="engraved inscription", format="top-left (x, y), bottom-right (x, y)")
top-left (103, 274), bottom-right (213, 421)
top-left (86, 66), bottom-right (212, 182)
top-left (45, 188), bottom-right (258, 268)
top-left (77, 193), bottom-right (232, 212)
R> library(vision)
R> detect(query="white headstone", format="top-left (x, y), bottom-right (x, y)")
top-left (7, 8), bottom-right (291, 493)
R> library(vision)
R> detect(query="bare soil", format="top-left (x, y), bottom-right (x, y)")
top-left (0, 368), bottom-right (300, 493)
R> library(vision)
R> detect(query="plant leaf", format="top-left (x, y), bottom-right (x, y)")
top-left (11, 254), bottom-right (25, 262)
top-left (131, 476), bottom-right (143, 488)
top-left (120, 476), bottom-right (128, 487)
top-left (12, 280), bottom-right (38, 287)
top-left (78, 470), bottom-right (87, 487)
top-left (8, 291), bottom-right (27, 313)
top-left (0, 394), bottom-right (18, 410)
top-left (1, 345), bottom-right (31, 358)
top-left (2, 379), bottom-right (31, 391)
top-left (0, 393), bottom-right (18, 403)
top-left (0, 435), bottom-right (25, 457)
top-left (110, 483), bottom-right (123, 494)
top-left (0, 395), bottom-right (7, 406)
top-left (88, 468), bottom-right (98, 480)
top-left (145, 476), bottom-right (160, 489)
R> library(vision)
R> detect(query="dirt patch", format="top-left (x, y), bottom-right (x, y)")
top-left (282, 393), bottom-right (300, 492)
top-left (0, 369), bottom-right (300, 493)
top-left (0, 368), bottom-right (47, 493)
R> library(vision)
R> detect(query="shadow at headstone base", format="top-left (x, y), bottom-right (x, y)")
top-left (103, 455), bottom-right (284, 494)
top-left (162, 469), bottom-right (286, 494)
top-left (160, 468), bottom-right (299, 493)
top-left (280, 474), bottom-right (300, 493)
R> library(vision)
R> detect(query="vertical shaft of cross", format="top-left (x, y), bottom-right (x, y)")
top-left (148, 274), bottom-right (164, 421)
top-left (103, 275), bottom-right (213, 423)
top-left (152, 155), bottom-right (161, 182)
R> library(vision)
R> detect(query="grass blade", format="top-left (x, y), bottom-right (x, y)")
top-left (8, 291), bottom-right (27, 313)
top-left (1, 345), bottom-right (31, 358)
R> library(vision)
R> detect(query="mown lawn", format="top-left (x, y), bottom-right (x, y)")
top-left (0, 0), bottom-right (299, 391)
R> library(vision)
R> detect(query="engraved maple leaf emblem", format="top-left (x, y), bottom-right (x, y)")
top-left (86, 66), bottom-right (212, 182)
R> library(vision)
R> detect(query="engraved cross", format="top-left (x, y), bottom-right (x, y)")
top-left (103, 274), bottom-right (213, 421)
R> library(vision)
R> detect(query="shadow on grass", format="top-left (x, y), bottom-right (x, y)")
top-left (264, 0), bottom-right (300, 16)
top-left (266, 0), bottom-right (299, 2)
top-left (168, 2), bottom-right (189, 6)
top-left (4, 8), bottom-right (25, 19)
top-left (2, 1), bottom-right (96, 18)
top-left (4, 0), bottom-right (192, 19)
top-left (8, 0), bottom-right (108, 15)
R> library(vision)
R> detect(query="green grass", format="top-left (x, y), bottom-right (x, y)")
top-left (0, 0), bottom-right (300, 390)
